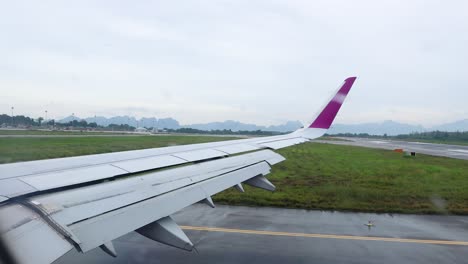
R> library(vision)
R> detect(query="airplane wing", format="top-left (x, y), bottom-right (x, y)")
top-left (0, 77), bottom-right (357, 264)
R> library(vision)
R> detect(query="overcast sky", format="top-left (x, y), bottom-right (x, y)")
top-left (1, 0), bottom-right (467, 126)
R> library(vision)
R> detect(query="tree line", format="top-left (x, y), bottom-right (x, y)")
top-left (0, 114), bottom-right (135, 130)
top-left (327, 131), bottom-right (468, 142)
top-left (394, 131), bottom-right (468, 142)
top-left (0, 114), bottom-right (283, 135)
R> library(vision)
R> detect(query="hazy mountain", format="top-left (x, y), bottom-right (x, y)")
top-left (57, 116), bottom-right (301, 132)
top-left (185, 120), bottom-right (260, 131)
top-left (59, 116), bottom-right (180, 129)
top-left (327, 120), bottom-right (426, 136)
top-left (58, 115), bottom-right (80, 123)
top-left (184, 120), bottom-right (303, 133)
top-left (57, 115), bottom-right (467, 135)
top-left (84, 116), bottom-right (138, 127)
top-left (141, 117), bottom-right (180, 129)
top-left (265, 121), bottom-right (304, 133)
top-left (431, 119), bottom-right (468, 132)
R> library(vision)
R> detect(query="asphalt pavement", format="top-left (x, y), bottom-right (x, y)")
top-left (54, 204), bottom-right (468, 264)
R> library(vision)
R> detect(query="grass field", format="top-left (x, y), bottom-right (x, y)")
top-left (0, 135), bottom-right (238, 164)
top-left (215, 143), bottom-right (468, 214)
top-left (0, 129), bottom-right (135, 136)
top-left (1, 135), bottom-right (467, 214)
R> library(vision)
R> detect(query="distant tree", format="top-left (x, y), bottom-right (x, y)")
top-left (78, 120), bottom-right (88, 127)
top-left (47, 119), bottom-right (55, 126)
top-left (88, 122), bottom-right (98, 128)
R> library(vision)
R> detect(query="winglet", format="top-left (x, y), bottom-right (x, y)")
top-left (308, 77), bottom-right (356, 129)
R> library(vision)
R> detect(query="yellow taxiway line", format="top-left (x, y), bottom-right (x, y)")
top-left (181, 226), bottom-right (468, 246)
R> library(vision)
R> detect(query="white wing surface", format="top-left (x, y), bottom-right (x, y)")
top-left (0, 77), bottom-right (357, 264)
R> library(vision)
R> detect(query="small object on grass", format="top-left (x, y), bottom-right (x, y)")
top-left (394, 148), bottom-right (404, 153)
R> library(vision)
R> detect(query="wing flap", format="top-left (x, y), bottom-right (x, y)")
top-left (28, 150), bottom-right (282, 225)
top-left (0, 178), bottom-right (38, 198)
top-left (19, 164), bottom-right (128, 191)
top-left (1, 150), bottom-right (282, 255)
top-left (213, 143), bottom-right (260, 154)
top-left (69, 161), bottom-right (271, 252)
top-left (1, 153), bottom-right (278, 259)
top-left (0, 204), bottom-right (73, 264)
top-left (111, 155), bottom-right (186, 173)
top-left (171, 148), bottom-right (227, 161)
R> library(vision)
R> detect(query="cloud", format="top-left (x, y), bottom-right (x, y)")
top-left (0, 0), bottom-right (467, 126)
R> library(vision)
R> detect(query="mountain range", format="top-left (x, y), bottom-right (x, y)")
top-left (58, 116), bottom-right (468, 135)
top-left (328, 119), bottom-right (468, 135)
top-left (58, 116), bottom-right (303, 133)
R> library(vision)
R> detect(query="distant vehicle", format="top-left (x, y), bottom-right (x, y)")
top-left (0, 77), bottom-right (357, 264)
top-left (134, 127), bottom-right (148, 133)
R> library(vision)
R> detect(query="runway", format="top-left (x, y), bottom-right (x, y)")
top-left (315, 138), bottom-right (468, 160)
top-left (54, 205), bottom-right (468, 264)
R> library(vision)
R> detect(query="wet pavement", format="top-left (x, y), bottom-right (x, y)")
top-left (54, 205), bottom-right (468, 264)
top-left (314, 138), bottom-right (468, 160)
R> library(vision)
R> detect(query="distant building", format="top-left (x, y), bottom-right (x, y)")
top-left (135, 127), bottom-right (148, 133)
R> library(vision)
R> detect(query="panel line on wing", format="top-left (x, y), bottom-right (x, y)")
top-left (13, 199), bottom-right (82, 250)
top-left (109, 164), bottom-right (131, 173)
top-left (65, 160), bottom-right (270, 227)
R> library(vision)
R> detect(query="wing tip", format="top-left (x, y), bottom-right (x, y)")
top-left (308, 76), bottom-right (357, 129)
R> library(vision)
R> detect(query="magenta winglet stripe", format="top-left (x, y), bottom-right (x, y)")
top-left (309, 77), bottom-right (356, 129)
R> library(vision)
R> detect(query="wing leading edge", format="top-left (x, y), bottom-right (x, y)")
top-left (0, 77), bottom-right (357, 264)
